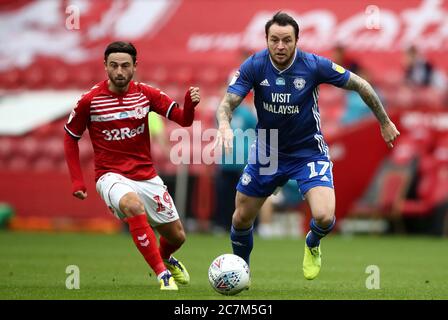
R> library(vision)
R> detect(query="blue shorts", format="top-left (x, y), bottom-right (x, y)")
top-left (236, 153), bottom-right (334, 198)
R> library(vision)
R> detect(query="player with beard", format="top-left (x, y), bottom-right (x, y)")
top-left (64, 41), bottom-right (200, 290)
top-left (216, 12), bottom-right (399, 282)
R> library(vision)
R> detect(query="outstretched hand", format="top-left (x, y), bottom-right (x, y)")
top-left (214, 124), bottom-right (234, 155)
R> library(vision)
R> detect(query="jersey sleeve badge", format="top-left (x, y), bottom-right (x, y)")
top-left (331, 62), bottom-right (346, 74)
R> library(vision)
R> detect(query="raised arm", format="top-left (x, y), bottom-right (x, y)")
top-left (215, 92), bottom-right (244, 153)
top-left (343, 72), bottom-right (400, 148)
top-left (169, 87), bottom-right (200, 127)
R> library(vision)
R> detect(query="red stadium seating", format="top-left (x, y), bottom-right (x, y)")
top-left (144, 65), bottom-right (169, 86)
top-left (172, 66), bottom-right (195, 86)
top-left (346, 133), bottom-right (421, 222)
top-left (398, 134), bottom-right (448, 215)
top-left (163, 84), bottom-right (183, 103)
top-left (6, 154), bottom-right (29, 171)
top-left (2, 69), bottom-right (21, 90)
top-left (0, 137), bottom-right (14, 162)
top-left (49, 64), bottom-right (71, 89)
top-left (22, 65), bottom-right (45, 89)
top-left (17, 136), bottom-right (41, 162)
top-left (73, 66), bottom-right (95, 89)
top-left (348, 164), bottom-right (413, 219)
top-left (196, 67), bottom-right (225, 88)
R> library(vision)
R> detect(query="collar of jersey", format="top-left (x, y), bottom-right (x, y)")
top-left (269, 48), bottom-right (298, 74)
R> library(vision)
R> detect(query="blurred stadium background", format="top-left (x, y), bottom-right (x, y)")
top-left (0, 0), bottom-right (448, 300)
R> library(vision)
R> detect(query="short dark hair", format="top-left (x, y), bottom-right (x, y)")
top-left (104, 41), bottom-right (137, 64)
top-left (265, 11), bottom-right (299, 41)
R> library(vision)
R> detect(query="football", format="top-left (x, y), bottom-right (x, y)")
top-left (208, 254), bottom-right (250, 296)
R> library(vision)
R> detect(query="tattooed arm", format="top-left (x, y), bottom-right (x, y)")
top-left (216, 92), bottom-right (244, 126)
top-left (343, 72), bottom-right (400, 148)
top-left (215, 92), bottom-right (244, 153)
top-left (343, 72), bottom-right (389, 124)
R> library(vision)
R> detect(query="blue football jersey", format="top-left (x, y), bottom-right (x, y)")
top-left (228, 48), bottom-right (350, 158)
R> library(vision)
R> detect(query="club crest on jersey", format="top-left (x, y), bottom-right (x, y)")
top-left (241, 173), bottom-right (251, 186)
top-left (293, 77), bottom-right (306, 90)
top-left (134, 106), bottom-right (145, 119)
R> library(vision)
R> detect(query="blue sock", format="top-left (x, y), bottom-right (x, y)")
top-left (306, 217), bottom-right (336, 248)
top-left (230, 225), bottom-right (253, 266)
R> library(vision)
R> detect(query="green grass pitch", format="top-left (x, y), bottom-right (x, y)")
top-left (1, 231), bottom-right (447, 300)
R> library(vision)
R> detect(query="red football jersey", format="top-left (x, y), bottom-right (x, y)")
top-left (65, 80), bottom-right (178, 182)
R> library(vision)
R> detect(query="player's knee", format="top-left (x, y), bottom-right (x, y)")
top-left (313, 212), bottom-right (335, 228)
top-left (125, 202), bottom-right (145, 217)
top-left (119, 194), bottom-right (145, 217)
top-left (232, 208), bottom-right (254, 228)
top-left (172, 228), bottom-right (186, 246)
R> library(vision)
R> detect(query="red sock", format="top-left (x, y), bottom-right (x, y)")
top-left (127, 214), bottom-right (166, 276)
top-left (159, 236), bottom-right (181, 260)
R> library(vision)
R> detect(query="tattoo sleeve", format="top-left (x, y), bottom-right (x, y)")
top-left (216, 92), bottom-right (244, 126)
top-left (343, 72), bottom-right (390, 125)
